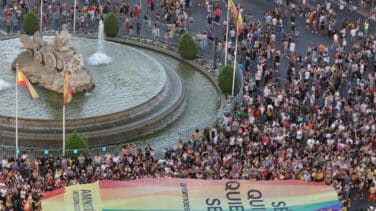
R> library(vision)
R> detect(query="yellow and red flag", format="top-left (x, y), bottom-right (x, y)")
top-left (63, 71), bottom-right (73, 105)
top-left (16, 67), bottom-right (39, 99)
top-left (236, 12), bottom-right (243, 37)
top-left (228, 0), bottom-right (237, 16)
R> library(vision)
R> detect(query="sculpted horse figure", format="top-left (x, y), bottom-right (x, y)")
top-left (19, 34), bottom-right (38, 54)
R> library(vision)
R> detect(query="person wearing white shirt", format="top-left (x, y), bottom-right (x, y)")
top-left (332, 33), bottom-right (339, 48)
top-left (264, 87), bottom-right (271, 97)
top-left (289, 41), bottom-right (296, 54)
top-left (296, 128), bottom-right (303, 141)
top-left (304, 69), bottom-right (310, 82)
top-left (326, 2), bottom-right (331, 10)
top-left (272, 17), bottom-right (277, 26)
top-left (350, 28), bottom-right (357, 40)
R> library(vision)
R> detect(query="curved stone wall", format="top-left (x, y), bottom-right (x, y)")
top-left (0, 34), bottom-right (223, 149)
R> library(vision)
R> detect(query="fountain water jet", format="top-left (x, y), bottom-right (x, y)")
top-left (88, 20), bottom-right (113, 66)
top-left (0, 79), bottom-right (11, 91)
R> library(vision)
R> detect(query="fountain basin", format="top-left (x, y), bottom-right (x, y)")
top-left (0, 35), bottom-right (221, 149)
top-left (0, 64), bottom-right (185, 148)
top-left (0, 37), bottom-right (168, 119)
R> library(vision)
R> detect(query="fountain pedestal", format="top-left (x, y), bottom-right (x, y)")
top-left (11, 25), bottom-right (95, 93)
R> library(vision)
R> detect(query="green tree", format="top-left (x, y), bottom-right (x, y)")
top-left (23, 12), bottom-right (39, 35)
top-left (65, 130), bottom-right (89, 157)
top-left (178, 32), bottom-right (197, 60)
top-left (104, 13), bottom-right (119, 37)
top-left (218, 65), bottom-right (238, 93)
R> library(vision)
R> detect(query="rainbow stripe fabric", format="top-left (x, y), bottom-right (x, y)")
top-left (42, 179), bottom-right (341, 211)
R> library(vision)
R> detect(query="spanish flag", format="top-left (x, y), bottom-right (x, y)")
top-left (16, 67), bottom-right (39, 99)
top-left (63, 71), bottom-right (73, 105)
top-left (236, 13), bottom-right (243, 37)
top-left (228, 0), bottom-right (237, 17)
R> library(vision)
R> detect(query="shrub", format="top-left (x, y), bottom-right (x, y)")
top-left (65, 130), bottom-right (89, 157)
top-left (23, 12), bottom-right (39, 35)
top-left (218, 65), bottom-right (237, 93)
top-left (104, 13), bottom-right (119, 37)
top-left (178, 32), bottom-right (197, 60)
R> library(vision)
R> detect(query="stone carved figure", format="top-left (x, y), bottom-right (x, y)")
top-left (66, 54), bottom-right (84, 73)
top-left (53, 24), bottom-right (71, 51)
top-left (33, 31), bottom-right (47, 48)
top-left (13, 26), bottom-right (94, 93)
top-left (20, 34), bottom-right (38, 54)
top-left (18, 26), bottom-right (85, 71)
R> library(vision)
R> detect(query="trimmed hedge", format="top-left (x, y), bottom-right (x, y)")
top-left (23, 12), bottom-right (39, 35)
top-left (218, 65), bottom-right (236, 93)
top-left (65, 130), bottom-right (89, 157)
top-left (178, 32), bottom-right (197, 60)
top-left (104, 13), bottom-right (119, 37)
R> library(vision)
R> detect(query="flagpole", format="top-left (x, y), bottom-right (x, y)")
top-left (15, 64), bottom-right (19, 157)
top-left (231, 35), bottom-right (238, 96)
top-left (73, 0), bottom-right (77, 33)
top-left (40, 0), bottom-right (43, 32)
top-left (63, 102), bottom-right (65, 156)
top-left (224, 0), bottom-right (230, 66)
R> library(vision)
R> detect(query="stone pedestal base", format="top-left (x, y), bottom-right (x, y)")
top-left (12, 52), bottom-right (95, 93)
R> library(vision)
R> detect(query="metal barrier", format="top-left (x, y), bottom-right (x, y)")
top-left (0, 111), bottom-right (224, 159)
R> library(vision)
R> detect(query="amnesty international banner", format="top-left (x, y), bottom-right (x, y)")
top-left (42, 179), bottom-right (341, 211)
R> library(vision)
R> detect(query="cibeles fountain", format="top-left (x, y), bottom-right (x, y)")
top-left (0, 23), bottom-right (220, 152)
top-left (12, 24), bottom-right (95, 93)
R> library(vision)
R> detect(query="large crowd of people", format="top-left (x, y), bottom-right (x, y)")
top-left (226, 2), bottom-right (376, 210)
top-left (1, 0), bottom-right (376, 210)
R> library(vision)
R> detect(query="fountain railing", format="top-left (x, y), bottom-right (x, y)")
top-left (0, 111), bottom-right (224, 159)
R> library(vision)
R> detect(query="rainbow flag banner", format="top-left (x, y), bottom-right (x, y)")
top-left (42, 179), bottom-right (341, 211)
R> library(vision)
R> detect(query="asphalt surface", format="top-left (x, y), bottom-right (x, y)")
top-left (0, 0), bottom-right (372, 210)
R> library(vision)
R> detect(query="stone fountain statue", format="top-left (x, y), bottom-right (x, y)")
top-left (12, 25), bottom-right (95, 93)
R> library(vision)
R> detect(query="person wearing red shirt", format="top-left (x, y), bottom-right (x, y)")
top-left (82, 5), bottom-right (89, 14)
top-left (146, 0), bottom-right (152, 11)
top-left (133, 3), bottom-right (141, 19)
top-left (214, 8), bottom-right (221, 23)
